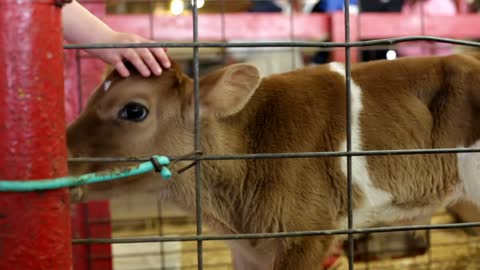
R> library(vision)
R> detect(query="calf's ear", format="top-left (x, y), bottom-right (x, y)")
top-left (196, 63), bottom-right (261, 118)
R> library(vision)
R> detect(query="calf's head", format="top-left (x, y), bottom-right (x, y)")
top-left (67, 62), bottom-right (261, 201)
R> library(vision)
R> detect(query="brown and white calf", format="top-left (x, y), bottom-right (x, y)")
top-left (67, 53), bottom-right (480, 270)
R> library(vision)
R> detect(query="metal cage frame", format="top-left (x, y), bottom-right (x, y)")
top-left (65, 1), bottom-right (480, 269)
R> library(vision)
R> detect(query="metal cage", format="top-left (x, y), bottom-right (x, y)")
top-left (63, 1), bottom-right (480, 269)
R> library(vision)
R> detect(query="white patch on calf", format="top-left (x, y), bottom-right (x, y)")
top-left (457, 140), bottom-right (480, 205)
top-left (104, 80), bottom-right (112, 92)
top-left (329, 62), bottom-right (393, 227)
top-left (331, 62), bottom-right (463, 229)
top-left (329, 62), bottom-right (348, 77)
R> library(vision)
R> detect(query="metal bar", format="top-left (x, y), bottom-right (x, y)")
top-left (148, 0), bottom-right (154, 39)
top-left (72, 221), bottom-right (480, 244)
top-left (356, 0), bottom-right (363, 61)
top-left (157, 197), bottom-right (166, 270)
top-left (83, 263), bottom-right (232, 270)
top-left (75, 49), bottom-right (84, 113)
top-left (67, 146), bottom-right (480, 163)
top-left (72, 205), bottom-right (90, 270)
top-left (107, 246), bottom-right (227, 258)
top-left (219, 0), bottom-right (227, 65)
top-left (0, 1), bottom-right (72, 269)
top-left (427, 229), bottom-right (432, 270)
top-left (72, 40), bottom-right (89, 270)
top-left (85, 204), bottom-right (93, 270)
top-left (62, 36), bottom-right (480, 49)
top-left (343, 1), bottom-right (355, 270)
top-left (191, 0), bottom-right (204, 269)
top-left (87, 201), bottom-right (113, 270)
top-left (162, 263), bottom-right (232, 270)
top-left (365, 233), bottom-right (370, 270)
top-left (420, 1), bottom-right (427, 56)
top-left (91, 246), bottom-right (479, 270)
top-left (150, 4), bottom-right (165, 269)
top-left (289, 0), bottom-right (296, 70)
top-left (89, 232), bottom-right (480, 251)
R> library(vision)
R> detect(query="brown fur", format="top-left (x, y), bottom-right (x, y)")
top-left (67, 53), bottom-right (480, 270)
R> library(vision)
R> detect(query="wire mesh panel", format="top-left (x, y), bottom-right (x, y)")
top-left (64, 1), bottom-right (480, 270)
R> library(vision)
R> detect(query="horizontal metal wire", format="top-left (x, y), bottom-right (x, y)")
top-left (92, 239), bottom-right (476, 258)
top-left (68, 146), bottom-right (480, 163)
top-left (150, 263), bottom-right (232, 270)
top-left (72, 222), bottom-right (480, 244)
top-left (64, 36), bottom-right (480, 50)
top-left (101, 247), bottom-right (227, 259)
top-left (73, 44), bottom-right (457, 57)
top-left (97, 263), bottom-right (231, 270)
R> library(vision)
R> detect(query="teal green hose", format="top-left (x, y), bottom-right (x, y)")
top-left (0, 155), bottom-right (171, 192)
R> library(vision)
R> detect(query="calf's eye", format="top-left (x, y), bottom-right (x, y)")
top-left (118, 102), bottom-right (149, 122)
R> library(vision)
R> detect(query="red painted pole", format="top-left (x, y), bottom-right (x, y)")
top-left (0, 1), bottom-right (72, 270)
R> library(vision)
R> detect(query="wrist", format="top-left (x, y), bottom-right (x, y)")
top-left (62, 1), bottom-right (117, 45)
top-left (93, 29), bottom-right (119, 44)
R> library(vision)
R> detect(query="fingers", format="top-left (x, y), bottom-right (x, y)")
top-left (139, 48), bottom-right (163, 76)
top-left (151, 47), bottom-right (171, 69)
top-left (106, 33), bottom-right (171, 77)
top-left (120, 47), bottom-right (170, 77)
top-left (134, 37), bottom-right (171, 75)
top-left (123, 49), bottom-right (151, 77)
top-left (114, 60), bottom-right (130, 78)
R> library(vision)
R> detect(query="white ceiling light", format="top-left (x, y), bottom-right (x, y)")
top-left (192, 0), bottom-right (205, 9)
top-left (170, 0), bottom-right (184, 15)
top-left (386, 50), bottom-right (397, 60)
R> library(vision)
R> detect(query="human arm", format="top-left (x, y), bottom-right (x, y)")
top-left (62, 0), bottom-right (170, 77)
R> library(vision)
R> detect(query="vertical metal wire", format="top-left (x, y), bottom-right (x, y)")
top-left (419, 4), bottom-right (432, 270)
top-left (343, 0), bottom-right (355, 270)
top-left (420, 1), bottom-right (426, 55)
top-left (427, 229), bottom-right (432, 270)
top-left (84, 206), bottom-right (93, 270)
top-left (358, 4), bottom-right (368, 267)
top-left (365, 233), bottom-right (370, 270)
top-left (289, 0), bottom-right (296, 70)
top-left (147, 2), bottom-right (167, 267)
top-left (75, 50), bottom-right (83, 114)
top-left (191, 0), bottom-right (204, 269)
top-left (220, 0), bottom-right (227, 65)
top-left (148, 0), bottom-right (154, 40)
top-left (356, 0), bottom-right (363, 60)
top-left (73, 48), bottom-right (91, 269)
top-left (157, 197), bottom-right (166, 269)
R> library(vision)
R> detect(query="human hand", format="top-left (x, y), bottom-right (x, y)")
top-left (86, 31), bottom-right (171, 77)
